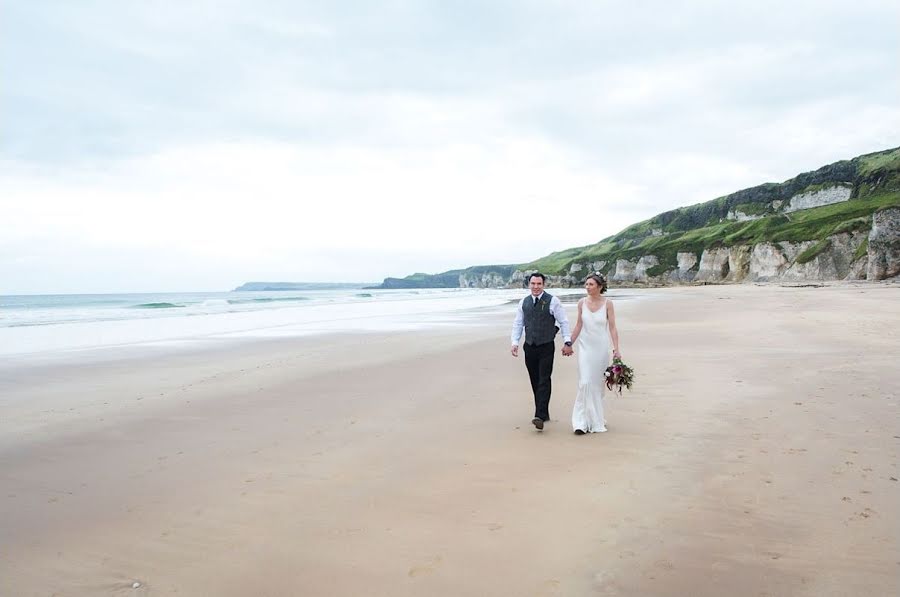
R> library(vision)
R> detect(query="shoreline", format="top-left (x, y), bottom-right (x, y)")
top-left (2, 284), bottom-right (898, 596)
top-left (0, 287), bottom-right (551, 359)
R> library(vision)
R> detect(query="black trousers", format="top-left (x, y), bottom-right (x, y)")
top-left (523, 341), bottom-right (555, 421)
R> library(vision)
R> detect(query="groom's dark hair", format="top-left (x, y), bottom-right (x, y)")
top-left (528, 272), bottom-right (546, 282)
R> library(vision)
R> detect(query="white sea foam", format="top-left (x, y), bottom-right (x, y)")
top-left (0, 288), bottom-right (553, 357)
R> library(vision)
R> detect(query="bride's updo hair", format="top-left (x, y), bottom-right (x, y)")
top-left (586, 272), bottom-right (608, 294)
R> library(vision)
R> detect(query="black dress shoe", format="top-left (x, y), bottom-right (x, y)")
top-left (574, 429), bottom-right (585, 435)
top-left (532, 417), bottom-right (544, 430)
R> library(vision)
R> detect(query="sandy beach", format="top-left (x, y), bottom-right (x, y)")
top-left (1, 284), bottom-right (898, 596)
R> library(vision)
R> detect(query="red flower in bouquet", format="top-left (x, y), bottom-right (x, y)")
top-left (604, 357), bottom-right (635, 395)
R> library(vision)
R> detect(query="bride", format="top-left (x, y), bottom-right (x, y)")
top-left (569, 272), bottom-right (621, 434)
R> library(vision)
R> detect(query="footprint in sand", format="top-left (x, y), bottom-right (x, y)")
top-left (408, 556), bottom-right (443, 577)
top-left (593, 572), bottom-right (619, 595)
top-left (541, 579), bottom-right (561, 591)
top-left (653, 559), bottom-right (675, 570)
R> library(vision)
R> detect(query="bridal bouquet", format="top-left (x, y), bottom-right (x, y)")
top-left (605, 357), bottom-right (635, 395)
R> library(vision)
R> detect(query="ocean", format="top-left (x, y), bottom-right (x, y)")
top-left (1, 287), bottom-right (556, 357)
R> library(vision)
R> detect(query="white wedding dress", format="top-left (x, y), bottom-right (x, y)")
top-left (572, 300), bottom-right (611, 433)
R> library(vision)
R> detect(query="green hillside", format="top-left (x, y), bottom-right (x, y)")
top-left (378, 147), bottom-right (900, 287)
top-left (526, 147), bottom-right (900, 276)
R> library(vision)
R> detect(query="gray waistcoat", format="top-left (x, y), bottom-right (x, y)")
top-left (522, 292), bottom-right (558, 345)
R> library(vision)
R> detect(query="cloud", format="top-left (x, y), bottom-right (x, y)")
top-left (1, 0), bottom-right (898, 292)
top-left (2, 130), bottom-right (643, 291)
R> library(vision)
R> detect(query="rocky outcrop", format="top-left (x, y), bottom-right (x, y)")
top-left (867, 208), bottom-right (900, 280)
top-left (782, 232), bottom-right (868, 281)
top-left (510, 259), bottom-right (615, 288)
top-left (669, 252), bottom-right (698, 283)
top-left (549, 260), bottom-right (603, 286)
top-left (510, 270), bottom-right (528, 286)
top-left (847, 256), bottom-right (868, 280)
top-left (726, 210), bottom-right (763, 222)
top-left (784, 184), bottom-right (852, 213)
top-left (678, 252), bottom-right (697, 271)
top-left (695, 248), bottom-right (730, 282)
top-left (591, 260), bottom-right (608, 274)
top-left (726, 246), bottom-right (752, 282)
top-left (395, 211), bottom-right (895, 288)
top-left (748, 243), bottom-right (790, 281)
top-left (612, 259), bottom-right (636, 283)
top-left (634, 256), bottom-right (659, 282)
top-left (459, 271), bottom-right (510, 288)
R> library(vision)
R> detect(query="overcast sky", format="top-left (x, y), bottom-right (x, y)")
top-left (2, 0), bottom-right (898, 293)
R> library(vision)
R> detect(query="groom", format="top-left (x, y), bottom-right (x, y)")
top-left (510, 272), bottom-right (572, 430)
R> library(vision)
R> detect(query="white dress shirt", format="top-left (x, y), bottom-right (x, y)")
top-left (510, 292), bottom-right (572, 346)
